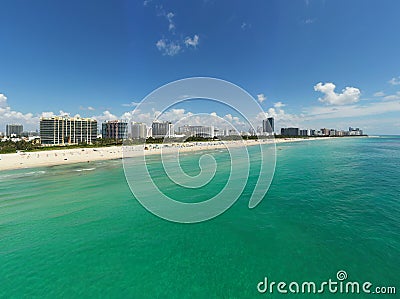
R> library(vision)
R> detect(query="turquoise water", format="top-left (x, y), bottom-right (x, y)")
top-left (0, 137), bottom-right (399, 298)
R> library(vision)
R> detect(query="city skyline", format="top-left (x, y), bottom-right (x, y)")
top-left (1, 115), bottom-right (366, 142)
top-left (1, 1), bottom-right (400, 134)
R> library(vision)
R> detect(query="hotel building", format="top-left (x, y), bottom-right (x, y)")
top-left (102, 120), bottom-right (128, 140)
top-left (262, 117), bottom-right (274, 134)
top-left (281, 127), bottom-right (300, 136)
top-left (152, 121), bottom-right (173, 138)
top-left (5, 124), bottom-right (23, 137)
top-left (131, 122), bottom-right (147, 139)
top-left (40, 116), bottom-right (97, 145)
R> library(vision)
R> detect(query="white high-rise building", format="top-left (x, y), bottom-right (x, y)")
top-left (131, 122), bottom-right (147, 139)
top-left (6, 124), bottom-right (23, 137)
top-left (151, 121), bottom-right (173, 138)
top-left (40, 116), bottom-right (97, 145)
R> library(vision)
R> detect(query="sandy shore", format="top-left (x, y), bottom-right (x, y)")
top-left (0, 138), bottom-right (327, 171)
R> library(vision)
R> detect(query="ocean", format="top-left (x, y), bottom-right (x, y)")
top-left (0, 136), bottom-right (399, 298)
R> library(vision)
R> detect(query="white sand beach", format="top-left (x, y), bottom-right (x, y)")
top-left (0, 138), bottom-right (327, 171)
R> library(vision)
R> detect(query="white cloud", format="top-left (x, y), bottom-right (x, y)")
top-left (184, 35), bottom-right (199, 48)
top-left (124, 107), bottom-right (248, 130)
top-left (59, 110), bottom-right (70, 117)
top-left (314, 82), bottom-right (361, 105)
top-left (122, 101), bottom-right (140, 107)
top-left (240, 22), bottom-right (251, 30)
top-left (159, 108), bottom-right (193, 122)
top-left (156, 39), bottom-right (181, 56)
top-left (121, 109), bottom-right (153, 125)
top-left (41, 111), bottom-right (55, 118)
top-left (0, 94), bottom-right (38, 129)
top-left (303, 100), bottom-right (400, 120)
top-left (274, 101), bottom-right (286, 108)
top-left (0, 93), bottom-right (7, 108)
top-left (151, 5), bottom-right (200, 56)
top-left (166, 12), bottom-right (175, 32)
top-left (255, 102), bottom-right (300, 129)
top-left (79, 106), bottom-right (95, 111)
top-left (389, 76), bottom-right (400, 85)
top-left (0, 106), bottom-right (36, 124)
top-left (383, 92), bottom-right (400, 101)
top-left (373, 91), bottom-right (385, 97)
top-left (143, 0), bottom-right (151, 6)
top-left (91, 110), bottom-right (118, 123)
top-left (304, 18), bottom-right (315, 24)
top-left (257, 94), bottom-right (266, 103)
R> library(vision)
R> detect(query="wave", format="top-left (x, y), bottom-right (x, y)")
top-left (74, 168), bottom-right (96, 172)
top-left (0, 170), bottom-right (46, 180)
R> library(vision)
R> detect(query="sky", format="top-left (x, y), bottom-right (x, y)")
top-left (1, 0), bottom-right (400, 134)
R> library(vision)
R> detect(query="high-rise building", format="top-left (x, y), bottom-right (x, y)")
top-left (178, 125), bottom-right (215, 138)
top-left (40, 116), bottom-right (97, 145)
top-left (248, 127), bottom-right (256, 136)
top-left (321, 128), bottom-right (330, 136)
top-left (281, 127), bottom-right (299, 136)
top-left (6, 124), bottom-right (23, 137)
top-left (102, 120), bottom-right (128, 140)
top-left (262, 117), bottom-right (274, 134)
top-left (151, 121), bottom-right (173, 138)
top-left (336, 130), bottom-right (345, 136)
top-left (349, 127), bottom-right (363, 135)
top-left (131, 122), bottom-right (147, 139)
top-left (299, 129), bottom-right (309, 136)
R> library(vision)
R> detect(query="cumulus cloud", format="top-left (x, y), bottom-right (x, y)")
top-left (0, 93), bottom-right (7, 108)
top-left (91, 110), bottom-right (118, 123)
top-left (255, 101), bottom-right (299, 129)
top-left (184, 35), bottom-right (199, 47)
top-left (121, 108), bottom-right (153, 125)
top-left (314, 82), bottom-right (361, 105)
top-left (0, 94), bottom-right (38, 129)
top-left (156, 39), bottom-right (181, 56)
top-left (389, 76), bottom-right (400, 85)
top-left (41, 111), bottom-right (55, 118)
top-left (257, 94), bottom-right (266, 103)
top-left (123, 107), bottom-right (248, 131)
top-left (59, 110), bottom-right (70, 117)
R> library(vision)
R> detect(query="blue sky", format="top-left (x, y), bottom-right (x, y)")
top-left (1, 0), bottom-right (400, 134)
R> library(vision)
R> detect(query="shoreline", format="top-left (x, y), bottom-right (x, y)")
top-left (0, 137), bottom-right (332, 171)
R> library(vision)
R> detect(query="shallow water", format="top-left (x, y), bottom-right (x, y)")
top-left (0, 137), bottom-right (399, 298)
